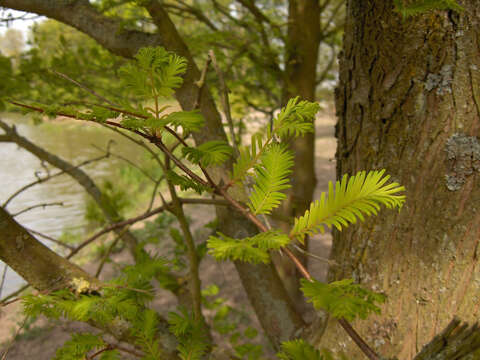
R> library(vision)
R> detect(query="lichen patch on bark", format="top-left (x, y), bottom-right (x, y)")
top-left (425, 64), bottom-right (453, 95)
top-left (444, 133), bottom-right (480, 191)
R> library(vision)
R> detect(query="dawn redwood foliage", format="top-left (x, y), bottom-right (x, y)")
top-left (10, 46), bottom-right (404, 359)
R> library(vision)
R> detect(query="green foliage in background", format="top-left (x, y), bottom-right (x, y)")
top-left (393, 0), bottom-right (463, 17)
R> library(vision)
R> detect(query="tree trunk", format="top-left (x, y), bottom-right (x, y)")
top-left (276, 0), bottom-right (320, 305)
top-left (283, 0), bottom-right (320, 219)
top-left (326, 1), bottom-right (480, 358)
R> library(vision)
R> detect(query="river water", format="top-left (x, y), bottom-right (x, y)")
top-left (0, 113), bottom-right (144, 298)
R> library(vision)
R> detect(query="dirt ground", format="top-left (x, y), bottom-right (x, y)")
top-left (0, 107), bottom-right (337, 359)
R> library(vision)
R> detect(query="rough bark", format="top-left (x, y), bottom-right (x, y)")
top-left (0, 206), bottom-right (180, 358)
top-left (413, 317), bottom-right (480, 360)
top-left (0, 0), bottom-right (304, 347)
top-left (328, 1), bottom-right (480, 358)
top-left (0, 206), bottom-right (99, 292)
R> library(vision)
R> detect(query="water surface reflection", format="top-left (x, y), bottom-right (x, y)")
top-left (0, 114), bottom-right (144, 297)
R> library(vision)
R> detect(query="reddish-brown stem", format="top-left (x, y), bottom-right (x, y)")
top-left (148, 136), bottom-right (211, 188)
top-left (8, 101), bottom-right (209, 189)
top-left (88, 345), bottom-right (114, 360)
top-left (66, 204), bottom-right (168, 259)
top-left (0, 297), bottom-right (21, 307)
top-left (217, 187), bottom-right (268, 231)
top-left (284, 247), bottom-right (312, 281)
top-left (8, 101), bottom-right (135, 136)
top-left (338, 318), bottom-right (380, 360)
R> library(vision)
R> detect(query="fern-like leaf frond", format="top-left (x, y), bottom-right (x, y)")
top-left (290, 169), bottom-right (405, 243)
top-left (182, 140), bottom-right (233, 166)
top-left (248, 144), bottom-right (294, 215)
top-left (232, 132), bottom-right (264, 182)
top-left (119, 46), bottom-right (187, 101)
top-left (231, 98), bottom-right (319, 184)
top-left (162, 111), bottom-right (205, 133)
top-left (277, 339), bottom-right (324, 360)
top-left (165, 170), bottom-right (210, 194)
top-left (207, 234), bottom-right (270, 264)
top-left (207, 230), bottom-right (290, 264)
top-left (300, 278), bottom-right (386, 321)
top-left (168, 309), bottom-right (209, 360)
top-left (156, 54), bottom-right (188, 97)
top-left (130, 309), bottom-right (163, 359)
top-left (53, 333), bottom-right (106, 360)
top-left (273, 97), bottom-right (319, 138)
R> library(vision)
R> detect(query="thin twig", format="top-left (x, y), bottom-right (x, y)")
top-left (0, 264), bottom-right (8, 300)
top-left (208, 50), bottom-right (240, 157)
top-left (1, 297), bottom-right (22, 307)
top-left (51, 70), bottom-right (118, 107)
top-left (291, 244), bottom-right (335, 265)
top-left (338, 318), bottom-right (380, 360)
top-left (2, 153), bottom-right (109, 208)
top-left (0, 13), bottom-right (41, 22)
top-left (91, 143), bottom-right (156, 182)
top-left (194, 56), bottom-right (212, 109)
top-left (95, 228), bottom-right (127, 278)
top-left (100, 125), bottom-right (163, 167)
top-left (0, 285), bottom-right (29, 306)
top-left (12, 202), bottom-right (64, 217)
top-left (25, 228), bottom-right (74, 251)
top-left (179, 197), bottom-right (230, 206)
top-left (146, 176), bottom-right (164, 212)
top-left (87, 344), bottom-right (114, 360)
top-left (161, 155), bottom-right (209, 335)
top-left (149, 137), bottom-right (211, 188)
top-left (66, 204), bottom-right (168, 259)
top-left (0, 316), bottom-right (28, 360)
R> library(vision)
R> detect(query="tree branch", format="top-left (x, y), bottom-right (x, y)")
top-left (2, 152), bottom-right (109, 208)
top-left (11, 202), bottom-right (63, 217)
top-left (0, 206), bottom-right (179, 359)
top-left (0, 117), bottom-right (141, 257)
top-left (163, 1), bottom-right (218, 31)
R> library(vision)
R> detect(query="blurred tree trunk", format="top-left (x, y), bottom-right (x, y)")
top-left (326, 1), bottom-right (480, 358)
top-left (276, 0), bottom-right (320, 305)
